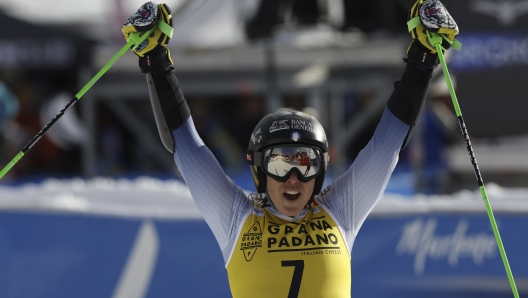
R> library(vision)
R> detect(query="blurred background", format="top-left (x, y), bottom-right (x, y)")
top-left (0, 0), bottom-right (527, 297)
top-left (1, 0), bottom-right (528, 194)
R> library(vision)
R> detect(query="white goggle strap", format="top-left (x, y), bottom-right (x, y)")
top-left (323, 152), bottom-right (329, 167)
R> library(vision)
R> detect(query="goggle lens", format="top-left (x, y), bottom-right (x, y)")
top-left (262, 146), bottom-right (323, 181)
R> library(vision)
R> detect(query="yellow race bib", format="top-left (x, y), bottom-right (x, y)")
top-left (227, 202), bottom-right (351, 298)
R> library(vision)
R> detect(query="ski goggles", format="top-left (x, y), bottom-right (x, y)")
top-left (257, 145), bottom-right (327, 182)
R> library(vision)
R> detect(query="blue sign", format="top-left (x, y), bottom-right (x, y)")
top-left (353, 214), bottom-right (528, 298)
top-left (0, 211), bottom-right (526, 297)
top-left (451, 33), bottom-right (528, 72)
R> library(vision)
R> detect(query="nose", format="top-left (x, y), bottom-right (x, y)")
top-left (287, 170), bottom-right (300, 183)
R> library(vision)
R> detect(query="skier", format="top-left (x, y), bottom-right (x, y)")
top-left (122, 1), bottom-right (458, 296)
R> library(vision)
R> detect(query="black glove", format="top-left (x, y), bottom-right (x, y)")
top-left (122, 2), bottom-right (174, 73)
top-left (407, 0), bottom-right (459, 69)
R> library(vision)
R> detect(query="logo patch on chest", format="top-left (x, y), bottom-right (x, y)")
top-left (241, 221), bottom-right (263, 262)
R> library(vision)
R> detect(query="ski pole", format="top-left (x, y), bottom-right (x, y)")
top-left (429, 32), bottom-right (519, 298)
top-left (0, 21), bottom-right (172, 180)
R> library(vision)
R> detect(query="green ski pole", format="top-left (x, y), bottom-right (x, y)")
top-left (428, 32), bottom-right (519, 298)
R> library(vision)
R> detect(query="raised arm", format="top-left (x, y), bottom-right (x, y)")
top-left (122, 2), bottom-right (251, 252)
top-left (319, 0), bottom-right (459, 237)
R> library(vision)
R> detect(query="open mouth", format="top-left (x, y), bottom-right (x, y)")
top-left (284, 190), bottom-right (300, 201)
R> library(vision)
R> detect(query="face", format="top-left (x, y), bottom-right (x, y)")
top-left (266, 170), bottom-right (315, 216)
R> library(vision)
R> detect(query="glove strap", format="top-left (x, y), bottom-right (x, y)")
top-left (407, 16), bottom-right (421, 32)
top-left (157, 19), bottom-right (174, 39)
top-left (127, 19), bottom-right (173, 50)
top-left (127, 27), bottom-right (157, 52)
top-left (139, 47), bottom-right (173, 74)
top-left (407, 17), bottom-right (462, 52)
top-left (433, 32), bottom-right (462, 51)
top-left (407, 41), bottom-right (439, 69)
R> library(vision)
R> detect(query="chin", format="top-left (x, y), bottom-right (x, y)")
top-left (281, 205), bottom-right (305, 216)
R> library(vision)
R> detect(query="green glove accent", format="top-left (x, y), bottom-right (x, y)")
top-left (407, 16), bottom-right (421, 33)
top-left (441, 33), bottom-right (462, 51)
top-left (122, 2), bottom-right (174, 57)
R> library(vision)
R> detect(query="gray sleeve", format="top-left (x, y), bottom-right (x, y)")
top-left (172, 117), bottom-right (253, 257)
top-left (318, 107), bottom-right (408, 237)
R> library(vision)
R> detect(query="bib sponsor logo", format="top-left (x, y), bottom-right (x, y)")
top-left (241, 222), bottom-right (263, 262)
top-left (396, 218), bottom-right (497, 275)
top-left (299, 249), bottom-right (342, 256)
top-left (266, 216), bottom-right (341, 256)
top-left (269, 120), bottom-right (289, 133)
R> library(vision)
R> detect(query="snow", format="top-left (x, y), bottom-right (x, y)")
top-left (0, 176), bottom-right (202, 219)
top-left (2, 177), bottom-right (528, 219)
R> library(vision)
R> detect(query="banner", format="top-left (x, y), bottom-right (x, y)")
top-left (353, 214), bottom-right (528, 298)
top-left (0, 211), bottom-right (526, 297)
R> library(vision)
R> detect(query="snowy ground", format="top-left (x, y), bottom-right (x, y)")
top-left (0, 177), bottom-right (200, 219)
top-left (2, 177), bottom-right (528, 219)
